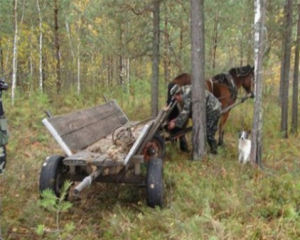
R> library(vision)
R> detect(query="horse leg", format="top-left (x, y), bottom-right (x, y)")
top-left (218, 112), bottom-right (230, 146)
top-left (218, 115), bottom-right (224, 146)
top-left (179, 135), bottom-right (188, 152)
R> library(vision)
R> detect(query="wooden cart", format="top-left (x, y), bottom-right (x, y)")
top-left (39, 98), bottom-right (177, 208)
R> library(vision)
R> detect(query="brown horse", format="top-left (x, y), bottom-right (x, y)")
top-left (206, 65), bottom-right (254, 146)
top-left (168, 65), bottom-right (254, 147)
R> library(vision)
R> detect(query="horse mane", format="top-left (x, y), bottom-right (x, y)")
top-left (172, 73), bottom-right (191, 86)
top-left (229, 65), bottom-right (254, 77)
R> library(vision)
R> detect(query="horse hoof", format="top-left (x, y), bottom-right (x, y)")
top-left (180, 144), bottom-right (189, 152)
top-left (180, 138), bottom-right (189, 152)
top-left (210, 149), bottom-right (218, 154)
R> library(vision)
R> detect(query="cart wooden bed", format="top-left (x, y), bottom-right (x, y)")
top-left (39, 99), bottom-right (174, 208)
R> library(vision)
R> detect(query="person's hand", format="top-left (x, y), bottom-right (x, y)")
top-left (168, 120), bottom-right (176, 130)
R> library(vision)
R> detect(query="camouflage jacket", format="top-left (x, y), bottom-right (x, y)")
top-left (174, 85), bottom-right (221, 128)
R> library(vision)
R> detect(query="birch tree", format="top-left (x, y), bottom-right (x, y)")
top-left (37, 0), bottom-right (43, 92)
top-left (11, 0), bottom-right (18, 105)
top-left (0, 38), bottom-right (3, 76)
top-left (54, 0), bottom-right (61, 94)
top-left (77, 16), bottom-right (81, 94)
top-left (251, 0), bottom-right (266, 166)
top-left (191, 0), bottom-right (206, 160)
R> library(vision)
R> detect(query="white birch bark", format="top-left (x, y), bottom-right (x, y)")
top-left (251, 0), bottom-right (266, 165)
top-left (77, 40), bottom-right (81, 94)
top-left (77, 17), bottom-right (81, 94)
top-left (37, 0), bottom-right (43, 91)
top-left (254, 0), bottom-right (261, 77)
top-left (11, 0), bottom-right (18, 105)
top-left (65, 21), bottom-right (75, 58)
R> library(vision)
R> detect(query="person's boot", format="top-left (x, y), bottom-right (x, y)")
top-left (179, 136), bottom-right (189, 152)
top-left (208, 140), bottom-right (218, 154)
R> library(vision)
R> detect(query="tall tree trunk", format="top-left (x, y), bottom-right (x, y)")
top-left (279, 3), bottom-right (288, 105)
top-left (118, 22), bottom-right (124, 87)
top-left (191, 0), bottom-right (206, 160)
top-left (151, 0), bottom-right (160, 117)
top-left (54, 0), bottom-right (61, 94)
top-left (280, 0), bottom-right (293, 138)
top-left (211, 12), bottom-right (219, 71)
top-left (179, 28), bottom-right (183, 67)
top-left (65, 21), bottom-right (75, 58)
top-left (77, 41), bottom-right (81, 94)
top-left (239, 16), bottom-right (245, 66)
top-left (37, 0), bottom-right (43, 92)
top-left (77, 16), bottom-right (81, 94)
top-left (0, 37), bottom-right (3, 76)
top-left (291, 4), bottom-right (300, 133)
top-left (29, 26), bottom-right (33, 93)
top-left (107, 56), bottom-right (113, 87)
top-left (163, 4), bottom-right (170, 83)
top-left (11, 0), bottom-right (18, 105)
top-left (251, 0), bottom-right (266, 166)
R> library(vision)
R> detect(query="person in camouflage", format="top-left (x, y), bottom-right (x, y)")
top-left (166, 82), bottom-right (189, 152)
top-left (168, 84), bottom-right (221, 154)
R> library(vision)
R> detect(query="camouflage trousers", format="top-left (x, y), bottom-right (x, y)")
top-left (206, 109), bottom-right (221, 144)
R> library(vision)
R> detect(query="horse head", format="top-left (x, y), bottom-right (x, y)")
top-left (229, 65), bottom-right (255, 98)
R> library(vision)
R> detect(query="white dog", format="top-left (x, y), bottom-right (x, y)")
top-left (238, 131), bottom-right (251, 163)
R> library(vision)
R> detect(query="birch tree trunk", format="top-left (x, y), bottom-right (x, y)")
top-left (11, 0), bottom-right (18, 105)
top-left (77, 38), bottom-right (81, 94)
top-left (211, 12), bottom-right (219, 71)
top-left (251, 0), bottom-right (266, 166)
top-left (65, 21), bottom-right (75, 58)
top-left (0, 37), bottom-right (3, 76)
top-left (77, 16), bottom-right (81, 94)
top-left (163, 6), bottom-right (170, 83)
top-left (291, 3), bottom-right (300, 133)
top-left (191, 0), bottom-right (206, 160)
top-left (54, 0), bottom-right (61, 94)
top-left (37, 0), bottom-right (43, 92)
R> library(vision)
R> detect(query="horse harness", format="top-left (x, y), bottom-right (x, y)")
top-left (209, 72), bottom-right (238, 104)
top-left (223, 72), bottom-right (237, 101)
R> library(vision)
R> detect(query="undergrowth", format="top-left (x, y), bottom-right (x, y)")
top-left (1, 86), bottom-right (300, 239)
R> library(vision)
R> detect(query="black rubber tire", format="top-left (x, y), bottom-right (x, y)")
top-left (146, 158), bottom-right (163, 208)
top-left (39, 155), bottom-right (69, 198)
top-left (151, 133), bottom-right (165, 160)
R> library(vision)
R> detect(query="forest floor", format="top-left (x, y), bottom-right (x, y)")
top-left (1, 91), bottom-right (300, 240)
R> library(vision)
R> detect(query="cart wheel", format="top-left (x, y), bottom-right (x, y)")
top-left (146, 158), bottom-right (163, 208)
top-left (152, 133), bottom-right (165, 159)
top-left (39, 155), bottom-right (69, 199)
top-left (144, 133), bottom-right (165, 161)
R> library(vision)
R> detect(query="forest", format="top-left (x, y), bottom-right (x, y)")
top-left (1, 0), bottom-right (282, 96)
top-left (1, 0), bottom-right (300, 239)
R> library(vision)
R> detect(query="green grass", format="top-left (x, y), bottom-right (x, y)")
top-left (1, 88), bottom-right (300, 240)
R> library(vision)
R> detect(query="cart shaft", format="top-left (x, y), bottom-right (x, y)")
top-left (73, 168), bottom-right (103, 196)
